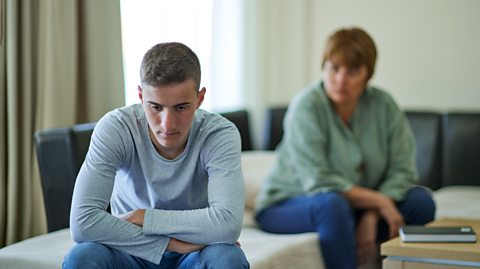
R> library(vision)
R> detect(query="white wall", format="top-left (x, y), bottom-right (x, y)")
top-left (243, 0), bottom-right (480, 148)
top-left (310, 0), bottom-right (480, 111)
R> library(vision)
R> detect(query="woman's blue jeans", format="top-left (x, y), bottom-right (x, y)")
top-left (255, 186), bottom-right (435, 269)
top-left (63, 242), bottom-right (250, 269)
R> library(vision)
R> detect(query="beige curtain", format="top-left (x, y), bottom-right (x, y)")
top-left (0, 0), bottom-right (124, 247)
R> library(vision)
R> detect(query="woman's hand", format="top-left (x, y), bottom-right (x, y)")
top-left (344, 186), bottom-right (404, 239)
top-left (378, 197), bottom-right (404, 239)
top-left (356, 210), bottom-right (378, 265)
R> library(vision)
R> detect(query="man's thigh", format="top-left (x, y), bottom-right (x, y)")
top-left (63, 242), bottom-right (182, 269)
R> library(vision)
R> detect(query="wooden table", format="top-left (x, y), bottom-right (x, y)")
top-left (381, 218), bottom-right (480, 269)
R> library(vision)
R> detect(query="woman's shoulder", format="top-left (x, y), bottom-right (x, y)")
top-left (362, 85), bottom-right (405, 123)
top-left (284, 81), bottom-right (333, 129)
top-left (364, 85), bottom-right (399, 108)
top-left (290, 81), bottom-right (329, 111)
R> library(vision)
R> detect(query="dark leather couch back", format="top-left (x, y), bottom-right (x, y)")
top-left (34, 122), bottom-right (96, 232)
top-left (263, 107), bottom-right (288, 150)
top-left (263, 106), bottom-right (480, 191)
top-left (405, 112), bottom-right (443, 190)
top-left (34, 108), bottom-right (480, 232)
top-left (442, 113), bottom-right (480, 187)
top-left (220, 110), bottom-right (253, 151)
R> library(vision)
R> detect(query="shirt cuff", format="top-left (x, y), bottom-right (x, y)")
top-left (143, 208), bottom-right (156, 235)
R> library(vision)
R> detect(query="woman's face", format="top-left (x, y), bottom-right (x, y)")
top-left (323, 59), bottom-right (369, 106)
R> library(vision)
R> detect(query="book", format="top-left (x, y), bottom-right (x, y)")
top-left (399, 225), bottom-right (477, 243)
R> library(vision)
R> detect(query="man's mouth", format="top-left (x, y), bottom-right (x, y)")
top-left (158, 131), bottom-right (178, 138)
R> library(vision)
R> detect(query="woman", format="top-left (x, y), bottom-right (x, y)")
top-left (254, 27), bottom-right (435, 269)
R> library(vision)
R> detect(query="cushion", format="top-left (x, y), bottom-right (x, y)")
top-left (0, 229), bottom-right (72, 269)
top-left (0, 226), bottom-right (324, 269)
top-left (239, 228), bottom-right (323, 269)
top-left (241, 151), bottom-right (276, 210)
top-left (239, 151), bottom-right (326, 268)
top-left (434, 186), bottom-right (480, 219)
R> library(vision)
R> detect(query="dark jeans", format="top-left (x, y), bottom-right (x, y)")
top-left (63, 242), bottom-right (250, 269)
top-left (255, 186), bottom-right (436, 269)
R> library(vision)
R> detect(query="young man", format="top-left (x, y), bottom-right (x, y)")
top-left (63, 42), bottom-right (249, 269)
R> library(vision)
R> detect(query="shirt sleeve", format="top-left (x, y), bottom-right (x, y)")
top-left (142, 124), bottom-right (244, 245)
top-left (281, 92), bottom-right (354, 194)
top-left (69, 114), bottom-right (169, 265)
top-left (377, 97), bottom-right (418, 201)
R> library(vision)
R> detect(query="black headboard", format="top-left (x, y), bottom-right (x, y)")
top-left (220, 110), bottom-right (253, 151)
top-left (263, 106), bottom-right (480, 190)
top-left (34, 122), bottom-right (96, 232)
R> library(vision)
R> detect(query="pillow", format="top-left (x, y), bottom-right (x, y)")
top-left (241, 151), bottom-right (276, 209)
top-left (434, 186), bottom-right (480, 219)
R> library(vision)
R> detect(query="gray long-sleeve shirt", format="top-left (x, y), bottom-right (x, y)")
top-left (69, 104), bottom-right (245, 264)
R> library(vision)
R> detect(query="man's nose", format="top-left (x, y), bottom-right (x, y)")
top-left (161, 110), bottom-right (175, 130)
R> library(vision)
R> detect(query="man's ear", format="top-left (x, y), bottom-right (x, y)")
top-left (196, 87), bottom-right (206, 109)
top-left (138, 85), bottom-right (143, 103)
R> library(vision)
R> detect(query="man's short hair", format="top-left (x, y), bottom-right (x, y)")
top-left (140, 42), bottom-right (201, 90)
top-left (321, 27), bottom-right (377, 81)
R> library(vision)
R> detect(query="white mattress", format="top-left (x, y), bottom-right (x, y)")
top-left (0, 227), bottom-right (324, 269)
top-left (239, 227), bottom-right (324, 269)
top-left (0, 229), bottom-right (72, 269)
top-left (1, 182), bottom-right (478, 269)
top-left (434, 185), bottom-right (480, 219)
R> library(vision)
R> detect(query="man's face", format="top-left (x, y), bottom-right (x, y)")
top-left (323, 60), bottom-right (368, 106)
top-left (138, 79), bottom-right (205, 159)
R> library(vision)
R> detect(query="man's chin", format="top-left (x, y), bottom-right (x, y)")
top-left (157, 139), bottom-right (176, 148)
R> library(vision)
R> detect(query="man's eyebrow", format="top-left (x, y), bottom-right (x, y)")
top-left (146, 101), bottom-right (192, 107)
top-left (174, 102), bottom-right (192, 106)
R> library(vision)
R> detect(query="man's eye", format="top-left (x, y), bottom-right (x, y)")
top-left (176, 106), bottom-right (187, 111)
top-left (150, 105), bottom-right (161, 111)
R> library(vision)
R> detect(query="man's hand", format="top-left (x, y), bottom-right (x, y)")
top-left (167, 238), bottom-right (205, 254)
top-left (119, 209), bottom-right (146, 227)
top-left (356, 210), bottom-right (378, 266)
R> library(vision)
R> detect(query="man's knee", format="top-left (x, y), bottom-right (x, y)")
top-left (63, 242), bottom-right (113, 269)
top-left (199, 244), bottom-right (249, 269)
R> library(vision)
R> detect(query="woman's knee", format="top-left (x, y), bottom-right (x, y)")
top-left (310, 192), bottom-right (353, 222)
top-left (407, 186), bottom-right (436, 210)
top-left (402, 186), bottom-right (436, 224)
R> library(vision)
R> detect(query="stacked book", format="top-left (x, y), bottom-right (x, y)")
top-left (399, 226), bottom-right (477, 243)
